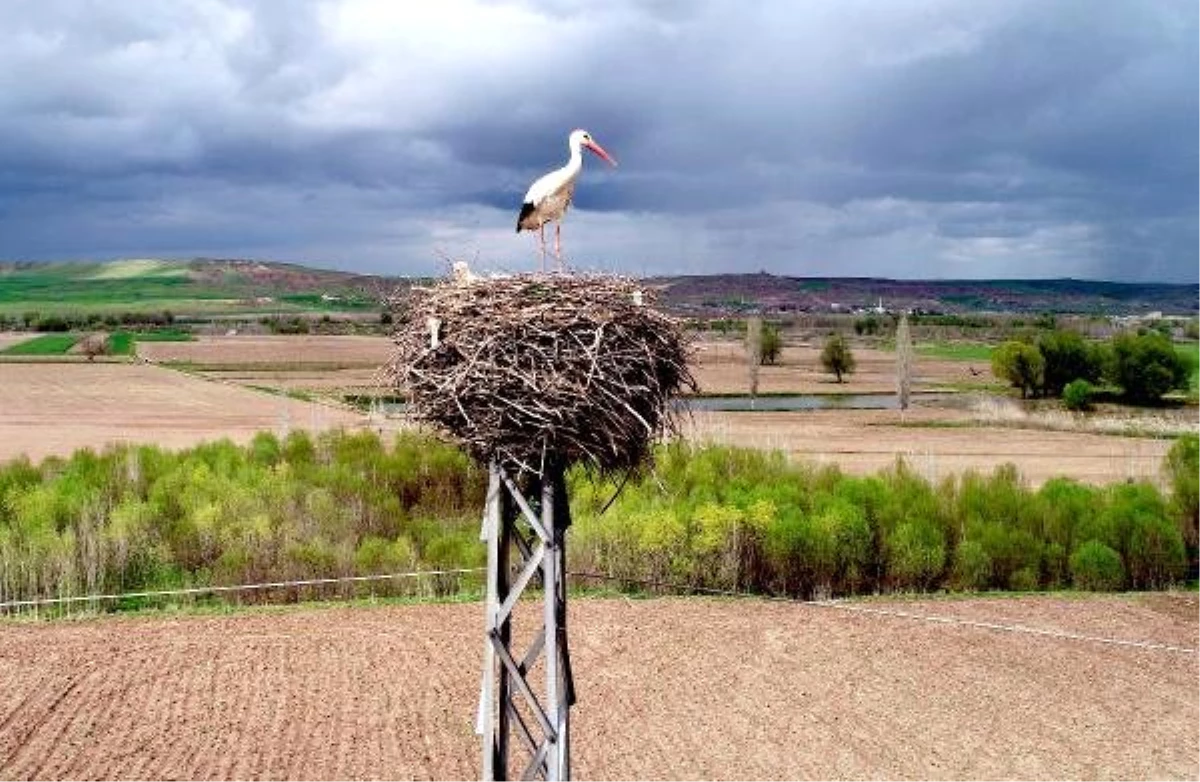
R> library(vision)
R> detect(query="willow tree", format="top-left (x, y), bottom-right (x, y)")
top-left (895, 314), bottom-right (914, 411)
top-left (746, 315), bottom-right (763, 402)
top-left (820, 333), bottom-right (856, 383)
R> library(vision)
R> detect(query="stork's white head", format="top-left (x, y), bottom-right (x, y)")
top-left (569, 129), bottom-right (618, 167)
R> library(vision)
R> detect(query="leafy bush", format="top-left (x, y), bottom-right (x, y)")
top-left (1, 435), bottom-right (1192, 612)
top-left (854, 315), bottom-right (881, 336)
top-left (0, 431), bottom-right (487, 609)
top-left (1069, 540), bottom-right (1125, 591)
top-left (759, 323), bottom-right (783, 366)
top-left (1037, 330), bottom-right (1103, 397)
top-left (885, 518), bottom-right (945, 590)
top-left (1108, 331), bottom-right (1190, 403)
top-left (1125, 513), bottom-right (1186, 589)
top-left (820, 334), bottom-right (856, 383)
top-left (991, 340), bottom-right (1045, 398)
top-left (951, 539), bottom-right (992, 591)
top-left (1164, 434), bottom-right (1199, 576)
top-left (1036, 477), bottom-right (1096, 555)
top-left (1062, 379), bottom-right (1095, 411)
top-left (972, 521), bottom-right (1042, 589)
top-left (35, 315), bottom-right (70, 332)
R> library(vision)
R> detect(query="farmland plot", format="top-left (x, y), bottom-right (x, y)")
top-left (686, 406), bottom-right (1173, 487)
top-left (0, 363), bottom-right (363, 463)
top-left (690, 341), bottom-right (990, 395)
top-left (0, 594), bottom-right (1195, 780)
top-left (137, 335), bottom-right (394, 367)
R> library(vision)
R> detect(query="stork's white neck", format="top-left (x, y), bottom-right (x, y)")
top-left (564, 135), bottom-right (584, 177)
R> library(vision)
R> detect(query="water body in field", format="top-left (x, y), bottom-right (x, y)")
top-left (683, 393), bottom-right (903, 412)
top-left (370, 393), bottom-right (914, 416)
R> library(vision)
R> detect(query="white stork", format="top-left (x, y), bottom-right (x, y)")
top-left (516, 129), bottom-right (617, 271)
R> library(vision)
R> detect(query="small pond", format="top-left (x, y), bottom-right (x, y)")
top-left (683, 393), bottom-right (904, 412)
top-left (369, 392), bottom-right (919, 415)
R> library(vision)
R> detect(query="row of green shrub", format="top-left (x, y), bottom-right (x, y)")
top-left (3, 310), bottom-right (179, 332)
top-left (0, 431), bottom-right (1195, 610)
top-left (992, 328), bottom-right (1194, 404)
top-left (0, 431), bottom-right (487, 608)
top-left (569, 435), bottom-right (1198, 597)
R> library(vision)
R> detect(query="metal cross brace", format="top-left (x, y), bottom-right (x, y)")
top-left (477, 461), bottom-right (576, 781)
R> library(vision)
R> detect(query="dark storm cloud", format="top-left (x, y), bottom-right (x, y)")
top-left (0, 0), bottom-right (1195, 281)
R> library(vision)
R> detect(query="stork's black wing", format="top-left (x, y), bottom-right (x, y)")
top-left (516, 201), bottom-right (536, 232)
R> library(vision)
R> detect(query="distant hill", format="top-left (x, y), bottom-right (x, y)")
top-left (0, 259), bottom-right (403, 317)
top-left (651, 273), bottom-right (1199, 317)
top-left (1, 260), bottom-right (1194, 318)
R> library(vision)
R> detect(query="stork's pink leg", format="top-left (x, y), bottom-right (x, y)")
top-left (554, 223), bottom-right (562, 271)
top-left (538, 224), bottom-right (547, 272)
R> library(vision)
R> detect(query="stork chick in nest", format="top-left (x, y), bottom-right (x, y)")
top-left (451, 260), bottom-right (478, 285)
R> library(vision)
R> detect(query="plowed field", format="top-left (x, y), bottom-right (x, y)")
top-left (0, 363), bottom-right (361, 462)
top-left (1, 594), bottom-right (1195, 780)
top-left (690, 340), bottom-right (984, 395)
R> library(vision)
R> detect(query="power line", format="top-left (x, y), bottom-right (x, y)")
top-left (567, 570), bottom-right (1198, 656)
top-left (3, 566), bottom-right (1193, 656)
top-left (0, 567), bottom-right (486, 610)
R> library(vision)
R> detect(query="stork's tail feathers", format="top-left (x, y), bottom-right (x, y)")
top-left (516, 201), bottom-right (537, 233)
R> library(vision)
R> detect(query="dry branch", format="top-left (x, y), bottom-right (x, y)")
top-left (387, 274), bottom-right (695, 476)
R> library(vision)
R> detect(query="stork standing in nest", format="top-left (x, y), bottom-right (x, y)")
top-left (516, 129), bottom-right (617, 271)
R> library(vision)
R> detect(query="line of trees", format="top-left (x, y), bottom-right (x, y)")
top-left (4, 430), bottom-right (1193, 613)
top-left (0, 310), bottom-right (178, 332)
top-left (572, 435), bottom-right (1198, 598)
top-left (0, 431), bottom-right (486, 610)
top-left (992, 328), bottom-right (1193, 404)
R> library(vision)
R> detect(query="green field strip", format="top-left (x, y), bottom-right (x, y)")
top-left (0, 333), bottom-right (80, 355)
top-left (914, 342), bottom-right (995, 361)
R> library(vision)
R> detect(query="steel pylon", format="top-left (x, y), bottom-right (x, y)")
top-left (476, 461), bottom-right (575, 781)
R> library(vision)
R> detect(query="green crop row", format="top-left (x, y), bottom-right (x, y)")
top-left (0, 334), bottom-right (80, 355)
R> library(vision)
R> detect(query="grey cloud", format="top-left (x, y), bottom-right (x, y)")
top-left (0, 0), bottom-right (1195, 282)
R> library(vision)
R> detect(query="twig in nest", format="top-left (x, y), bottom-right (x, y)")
top-left (386, 273), bottom-right (695, 477)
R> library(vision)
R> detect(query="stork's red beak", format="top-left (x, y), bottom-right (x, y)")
top-left (584, 140), bottom-right (618, 167)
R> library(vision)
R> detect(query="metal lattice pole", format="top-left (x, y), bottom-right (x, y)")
top-left (477, 461), bottom-right (574, 781)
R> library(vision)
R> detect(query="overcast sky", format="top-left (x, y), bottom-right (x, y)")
top-left (1, 0), bottom-right (1196, 281)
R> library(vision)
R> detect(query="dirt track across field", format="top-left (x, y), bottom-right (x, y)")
top-left (0, 594), bottom-right (1195, 780)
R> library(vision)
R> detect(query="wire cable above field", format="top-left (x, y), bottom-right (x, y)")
top-left (0, 567), bottom-right (486, 610)
top-left (567, 571), bottom-right (1199, 656)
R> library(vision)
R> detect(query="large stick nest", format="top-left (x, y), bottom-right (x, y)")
top-left (387, 273), bottom-right (695, 476)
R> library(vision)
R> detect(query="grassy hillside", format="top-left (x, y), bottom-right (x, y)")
top-left (0, 259), bottom-right (394, 317)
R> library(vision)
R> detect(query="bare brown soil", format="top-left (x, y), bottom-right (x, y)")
top-left (137, 335), bottom-right (394, 366)
top-left (207, 368), bottom-right (383, 392)
top-left (0, 337), bottom-right (1179, 487)
top-left (685, 406), bottom-right (1172, 487)
top-left (0, 363), bottom-right (362, 463)
top-left (690, 340), bottom-right (987, 395)
top-left (0, 332), bottom-right (35, 351)
top-left (0, 594), bottom-right (1195, 780)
